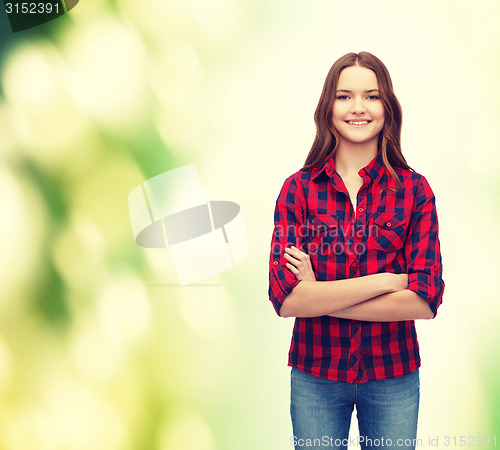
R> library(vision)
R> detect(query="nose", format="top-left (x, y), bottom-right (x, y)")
top-left (351, 97), bottom-right (366, 114)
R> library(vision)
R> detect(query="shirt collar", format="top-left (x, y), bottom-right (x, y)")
top-left (311, 151), bottom-right (386, 185)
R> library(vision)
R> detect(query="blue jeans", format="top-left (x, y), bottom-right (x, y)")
top-left (290, 367), bottom-right (419, 449)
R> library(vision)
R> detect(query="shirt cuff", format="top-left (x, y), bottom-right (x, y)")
top-left (407, 271), bottom-right (443, 318)
top-left (269, 263), bottom-right (301, 316)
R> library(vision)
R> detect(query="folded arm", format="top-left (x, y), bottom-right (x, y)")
top-left (279, 272), bottom-right (408, 318)
top-left (282, 245), bottom-right (435, 321)
top-left (279, 246), bottom-right (410, 319)
top-left (329, 289), bottom-right (434, 321)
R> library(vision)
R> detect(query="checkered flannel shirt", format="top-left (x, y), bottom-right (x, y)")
top-left (268, 151), bottom-right (444, 383)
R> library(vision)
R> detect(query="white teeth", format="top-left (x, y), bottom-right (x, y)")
top-left (348, 121), bottom-right (369, 125)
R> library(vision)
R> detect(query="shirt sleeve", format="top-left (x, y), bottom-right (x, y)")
top-left (268, 175), bottom-right (306, 316)
top-left (404, 175), bottom-right (445, 318)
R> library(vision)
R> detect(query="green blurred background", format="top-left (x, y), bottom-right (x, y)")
top-left (0, 0), bottom-right (499, 449)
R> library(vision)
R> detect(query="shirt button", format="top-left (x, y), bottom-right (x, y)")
top-left (352, 262), bottom-right (357, 268)
top-left (386, 222), bottom-right (392, 228)
top-left (273, 261), bottom-right (278, 266)
top-left (358, 207), bottom-right (364, 213)
top-left (318, 224), bottom-right (323, 230)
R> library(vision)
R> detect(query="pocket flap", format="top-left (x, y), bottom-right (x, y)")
top-left (306, 214), bottom-right (338, 231)
top-left (373, 212), bottom-right (407, 230)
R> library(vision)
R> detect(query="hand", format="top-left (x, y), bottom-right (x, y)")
top-left (284, 246), bottom-right (316, 281)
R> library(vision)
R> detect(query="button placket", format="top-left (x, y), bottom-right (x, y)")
top-left (348, 324), bottom-right (362, 379)
top-left (350, 259), bottom-right (359, 277)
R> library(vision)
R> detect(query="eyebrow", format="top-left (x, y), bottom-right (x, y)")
top-left (336, 89), bottom-right (380, 93)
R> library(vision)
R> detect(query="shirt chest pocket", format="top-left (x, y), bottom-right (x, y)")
top-left (305, 214), bottom-right (340, 256)
top-left (369, 212), bottom-right (408, 253)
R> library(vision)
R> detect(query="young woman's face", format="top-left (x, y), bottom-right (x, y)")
top-left (332, 65), bottom-right (385, 148)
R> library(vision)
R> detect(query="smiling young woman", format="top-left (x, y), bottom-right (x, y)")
top-left (268, 52), bottom-right (445, 450)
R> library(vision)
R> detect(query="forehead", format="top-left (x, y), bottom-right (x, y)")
top-left (337, 65), bottom-right (379, 90)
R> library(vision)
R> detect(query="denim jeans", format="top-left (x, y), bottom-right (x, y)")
top-left (290, 367), bottom-right (419, 449)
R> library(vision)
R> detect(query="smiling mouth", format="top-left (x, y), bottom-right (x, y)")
top-left (346, 120), bottom-right (371, 127)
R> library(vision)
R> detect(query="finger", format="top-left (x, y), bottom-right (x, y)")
top-left (286, 246), bottom-right (308, 260)
top-left (292, 247), bottom-right (309, 262)
top-left (288, 245), bottom-right (306, 255)
top-left (284, 252), bottom-right (301, 265)
top-left (285, 263), bottom-right (300, 275)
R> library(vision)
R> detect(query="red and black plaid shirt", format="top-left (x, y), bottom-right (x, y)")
top-left (268, 151), bottom-right (444, 383)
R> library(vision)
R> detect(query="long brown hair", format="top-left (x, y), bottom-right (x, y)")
top-left (302, 52), bottom-right (413, 190)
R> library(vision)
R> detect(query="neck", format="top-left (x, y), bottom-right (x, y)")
top-left (334, 140), bottom-right (378, 177)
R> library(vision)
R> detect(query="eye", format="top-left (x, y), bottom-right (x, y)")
top-left (336, 95), bottom-right (349, 100)
top-left (367, 95), bottom-right (380, 100)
